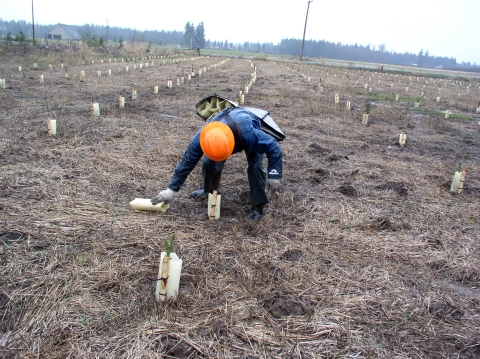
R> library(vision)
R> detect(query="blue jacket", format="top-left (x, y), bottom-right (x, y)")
top-left (168, 107), bottom-right (283, 192)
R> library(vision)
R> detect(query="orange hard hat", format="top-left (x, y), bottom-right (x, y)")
top-left (200, 122), bottom-right (235, 162)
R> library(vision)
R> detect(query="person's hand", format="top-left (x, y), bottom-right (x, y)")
top-left (151, 188), bottom-right (174, 204)
top-left (266, 178), bottom-right (281, 193)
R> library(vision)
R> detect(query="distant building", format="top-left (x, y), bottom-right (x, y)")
top-left (46, 24), bottom-right (81, 41)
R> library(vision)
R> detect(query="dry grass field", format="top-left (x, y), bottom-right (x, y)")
top-left (1, 45), bottom-right (480, 359)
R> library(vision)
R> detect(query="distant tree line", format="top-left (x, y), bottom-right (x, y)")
top-left (1, 19), bottom-right (478, 71)
top-left (215, 38), bottom-right (478, 71)
top-left (0, 19), bottom-right (184, 46)
top-left (276, 39), bottom-right (461, 69)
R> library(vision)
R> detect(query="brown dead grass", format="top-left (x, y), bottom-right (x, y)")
top-left (1, 47), bottom-right (479, 359)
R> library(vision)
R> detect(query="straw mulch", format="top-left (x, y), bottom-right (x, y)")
top-left (1, 46), bottom-right (479, 358)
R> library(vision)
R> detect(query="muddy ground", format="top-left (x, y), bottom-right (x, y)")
top-left (1, 47), bottom-right (480, 358)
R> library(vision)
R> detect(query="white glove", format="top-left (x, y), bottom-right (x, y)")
top-left (266, 178), bottom-right (281, 193)
top-left (151, 188), bottom-right (174, 204)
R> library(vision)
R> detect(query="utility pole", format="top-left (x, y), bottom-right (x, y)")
top-left (31, 0), bottom-right (35, 43)
top-left (300, 0), bottom-right (313, 61)
top-left (106, 19), bottom-right (108, 45)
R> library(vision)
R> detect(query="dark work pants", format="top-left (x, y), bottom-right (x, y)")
top-left (202, 152), bottom-right (268, 212)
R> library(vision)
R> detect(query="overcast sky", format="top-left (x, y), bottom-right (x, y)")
top-left (1, 0), bottom-right (479, 63)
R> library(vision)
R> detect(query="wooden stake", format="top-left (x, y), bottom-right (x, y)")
top-left (450, 165), bottom-right (466, 194)
top-left (209, 190), bottom-right (218, 220)
top-left (47, 118), bottom-right (56, 136)
top-left (159, 256), bottom-right (170, 302)
top-left (91, 103), bottom-right (100, 116)
top-left (362, 113), bottom-right (368, 124)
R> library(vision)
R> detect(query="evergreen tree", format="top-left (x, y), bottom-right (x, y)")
top-left (184, 22), bottom-right (195, 48)
top-left (417, 49), bottom-right (424, 66)
top-left (15, 31), bottom-right (26, 43)
top-left (195, 22), bottom-right (205, 48)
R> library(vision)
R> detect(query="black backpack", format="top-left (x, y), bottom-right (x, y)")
top-left (195, 94), bottom-right (286, 141)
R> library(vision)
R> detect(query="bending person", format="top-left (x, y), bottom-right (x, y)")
top-left (151, 106), bottom-right (283, 221)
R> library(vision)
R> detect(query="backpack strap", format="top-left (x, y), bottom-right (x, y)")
top-left (215, 108), bottom-right (247, 153)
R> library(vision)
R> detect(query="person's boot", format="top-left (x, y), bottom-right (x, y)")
top-left (190, 189), bottom-right (206, 199)
top-left (248, 206), bottom-right (263, 221)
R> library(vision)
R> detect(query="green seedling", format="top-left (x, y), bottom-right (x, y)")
top-left (364, 103), bottom-right (371, 114)
top-left (164, 234), bottom-right (175, 257)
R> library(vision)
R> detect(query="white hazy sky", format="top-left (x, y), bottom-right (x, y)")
top-left (1, 0), bottom-right (479, 64)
